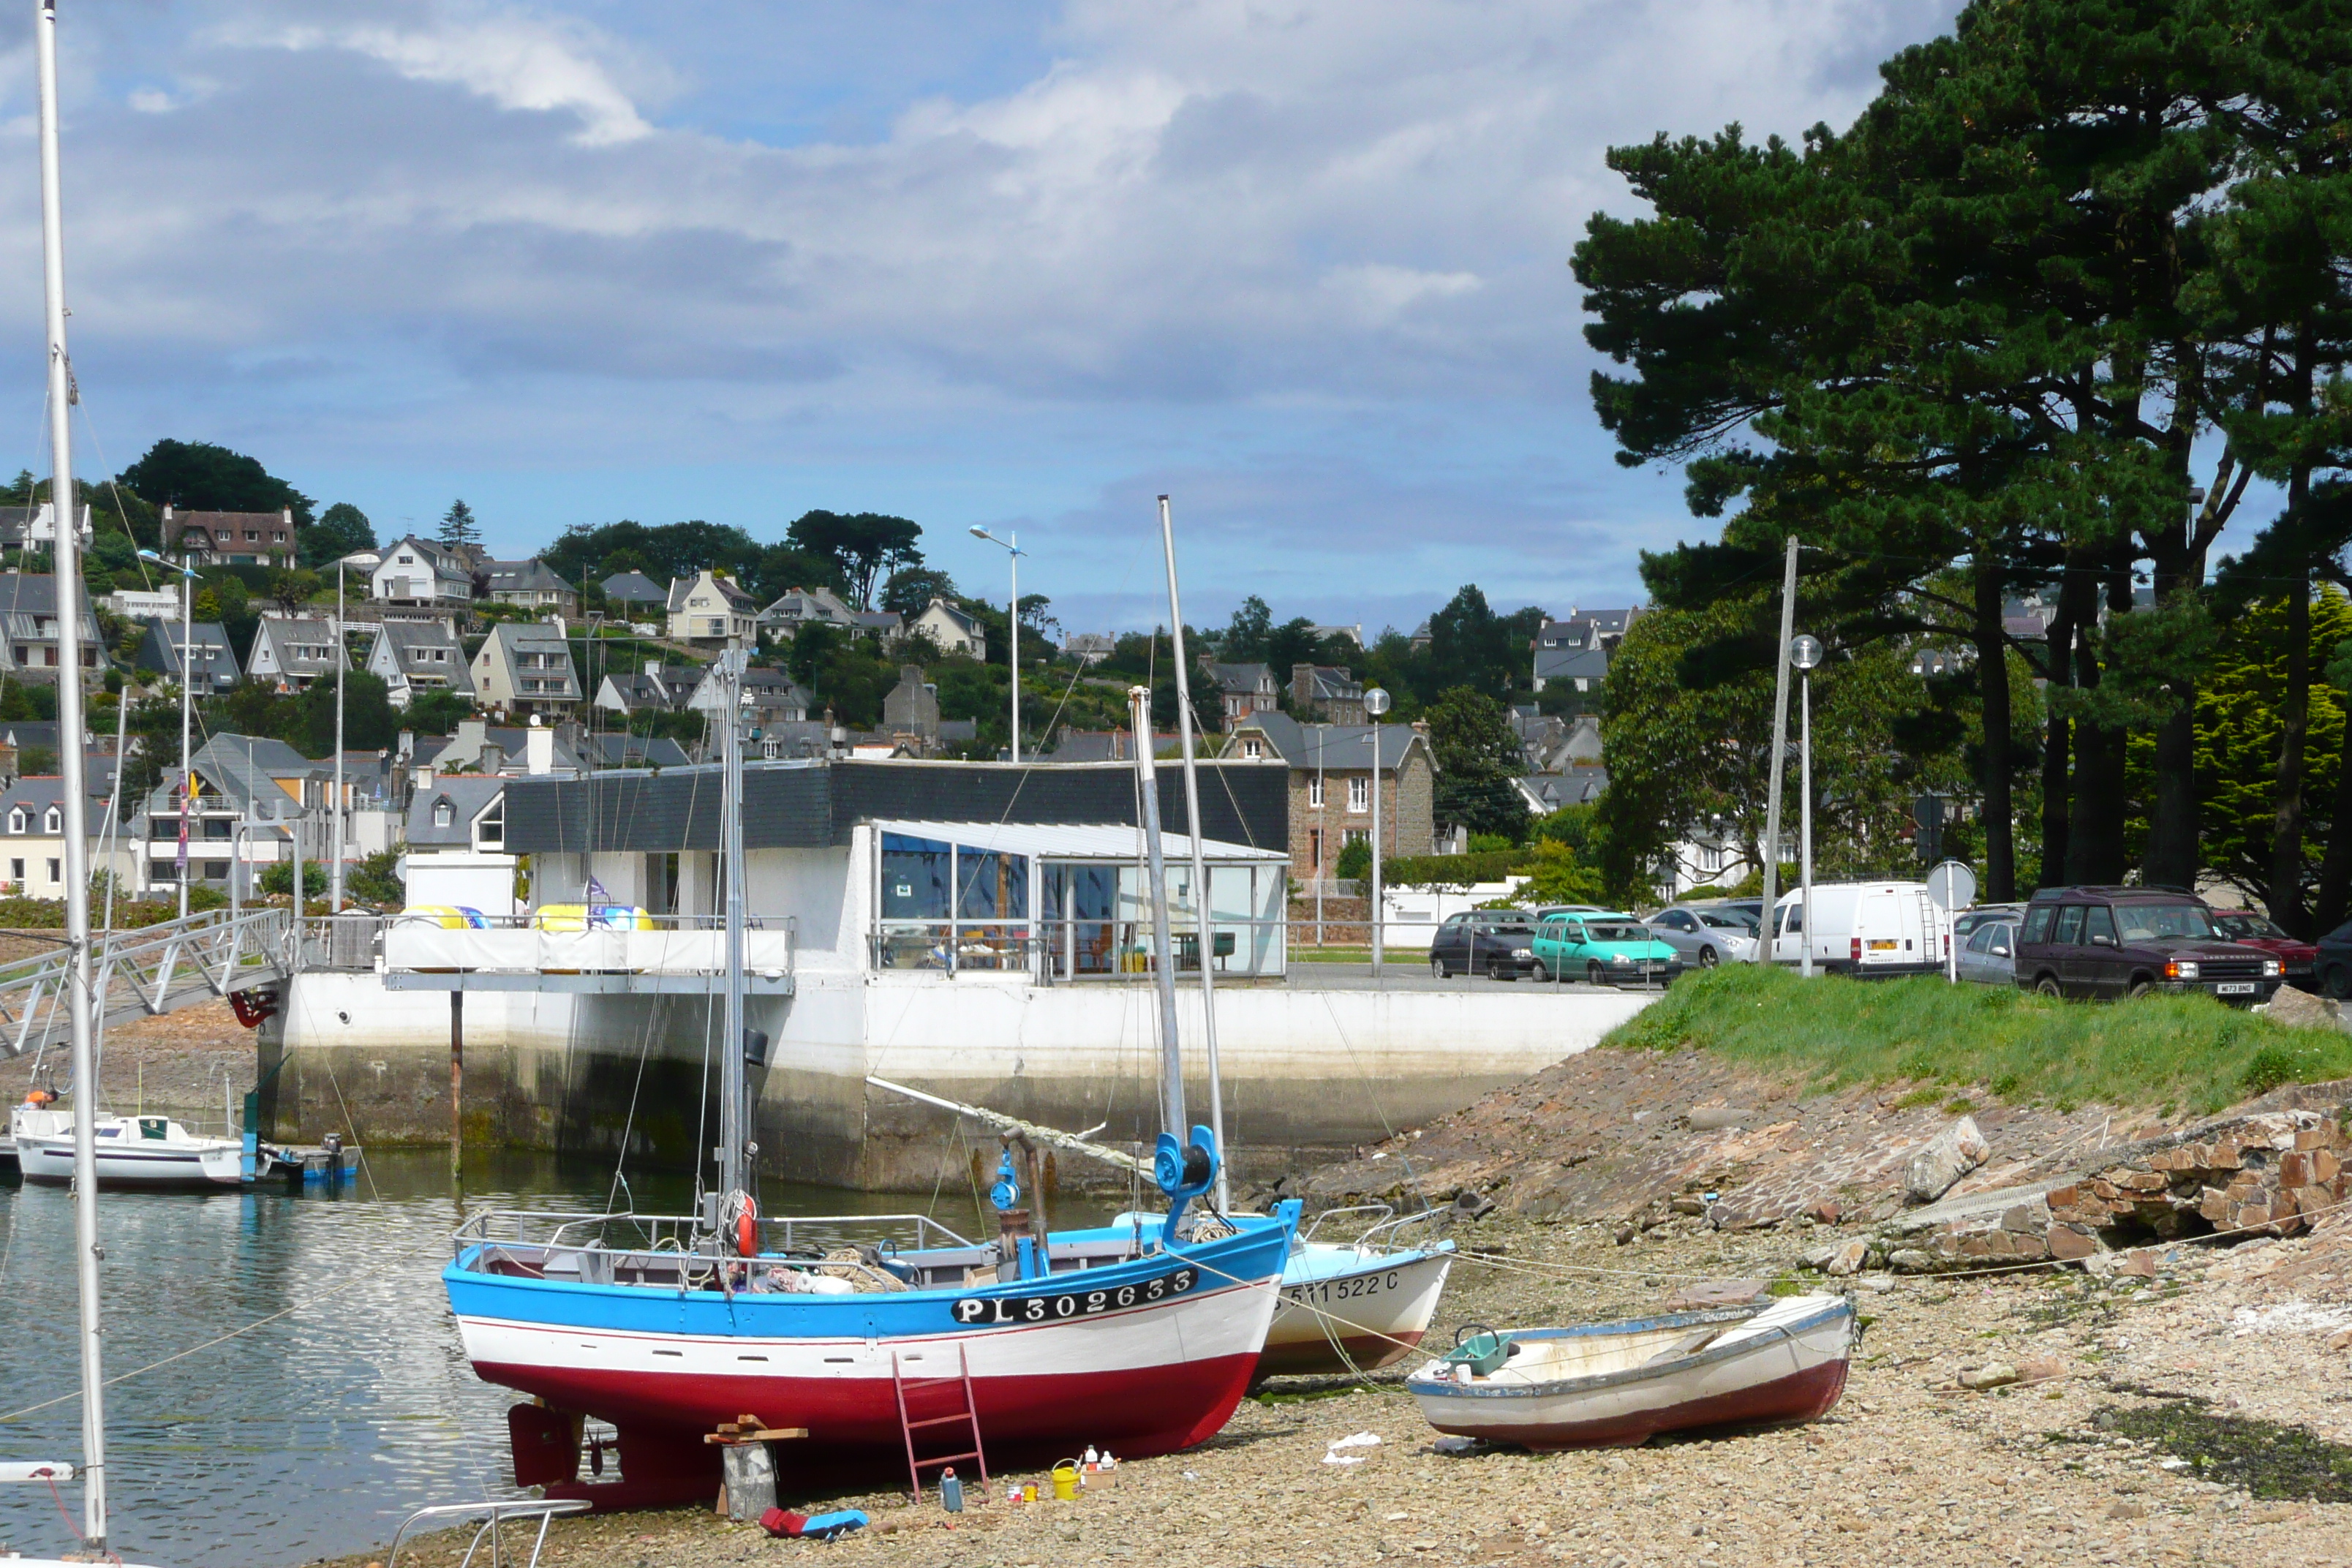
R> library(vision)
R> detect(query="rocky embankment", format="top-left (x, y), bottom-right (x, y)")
top-left (0, 995), bottom-right (252, 1125)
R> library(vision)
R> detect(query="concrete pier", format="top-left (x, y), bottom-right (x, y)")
top-left (261, 969), bottom-right (1656, 1190)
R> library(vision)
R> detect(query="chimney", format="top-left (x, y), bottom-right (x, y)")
top-left (526, 715), bottom-right (554, 776)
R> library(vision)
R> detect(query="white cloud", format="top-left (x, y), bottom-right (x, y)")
top-left (0, 0), bottom-right (1965, 617)
top-left (221, 4), bottom-right (655, 146)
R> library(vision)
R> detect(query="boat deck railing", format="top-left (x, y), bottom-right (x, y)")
top-left (385, 1498), bottom-right (589, 1568)
top-left (1302, 1201), bottom-right (1450, 1251)
top-left (453, 1207), bottom-right (977, 1262)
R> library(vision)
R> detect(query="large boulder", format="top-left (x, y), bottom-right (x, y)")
top-left (1904, 1115), bottom-right (1991, 1204)
top-left (2261, 984), bottom-right (2346, 1033)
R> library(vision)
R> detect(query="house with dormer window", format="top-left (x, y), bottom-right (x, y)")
top-left (471, 622), bottom-right (582, 717)
top-left (371, 535), bottom-right (478, 608)
top-left (363, 619), bottom-right (475, 709)
top-left (162, 505), bottom-right (296, 569)
top-left (665, 570), bottom-right (760, 649)
top-left (246, 615), bottom-right (345, 693)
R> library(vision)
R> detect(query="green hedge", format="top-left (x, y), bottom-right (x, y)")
top-left (1379, 850), bottom-right (1530, 889)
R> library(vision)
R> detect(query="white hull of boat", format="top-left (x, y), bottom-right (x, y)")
top-left (1261, 1243), bottom-right (1455, 1376)
top-left (10, 1107), bottom-right (241, 1189)
top-left (1408, 1294), bottom-right (1855, 1449)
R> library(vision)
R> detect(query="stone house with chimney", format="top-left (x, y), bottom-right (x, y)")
top-left (1218, 710), bottom-right (1435, 885)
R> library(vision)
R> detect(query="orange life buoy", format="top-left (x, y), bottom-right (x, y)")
top-left (736, 1197), bottom-right (758, 1258)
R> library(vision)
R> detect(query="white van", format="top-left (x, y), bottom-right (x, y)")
top-left (1768, 882), bottom-right (1952, 976)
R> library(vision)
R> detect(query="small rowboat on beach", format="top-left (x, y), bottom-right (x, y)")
top-left (1406, 1294), bottom-right (1855, 1450)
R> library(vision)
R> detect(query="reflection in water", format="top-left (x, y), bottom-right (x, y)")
top-left (0, 1151), bottom-right (1111, 1567)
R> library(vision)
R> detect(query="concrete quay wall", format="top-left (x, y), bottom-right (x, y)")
top-left (262, 970), bottom-right (1653, 1191)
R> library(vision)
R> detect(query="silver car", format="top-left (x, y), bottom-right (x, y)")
top-left (1956, 919), bottom-right (2018, 986)
top-left (1645, 905), bottom-right (1760, 968)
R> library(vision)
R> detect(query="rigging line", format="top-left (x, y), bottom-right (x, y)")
top-left (601, 980), bottom-right (666, 1215)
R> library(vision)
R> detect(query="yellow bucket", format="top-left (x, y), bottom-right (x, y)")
top-left (1051, 1460), bottom-right (1079, 1501)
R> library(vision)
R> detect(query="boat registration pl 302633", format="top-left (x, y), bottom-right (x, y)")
top-left (952, 1266), bottom-right (1201, 1324)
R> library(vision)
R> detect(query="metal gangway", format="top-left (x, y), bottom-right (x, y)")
top-left (0, 906), bottom-right (292, 1060)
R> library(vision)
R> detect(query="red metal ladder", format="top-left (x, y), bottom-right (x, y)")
top-left (892, 1344), bottom-right (989, 1502)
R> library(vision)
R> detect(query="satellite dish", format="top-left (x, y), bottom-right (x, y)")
top-left (1926, 860), bottom-right (1977, 911)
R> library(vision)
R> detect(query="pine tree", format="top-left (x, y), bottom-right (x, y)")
top-left (439, 498), bottom-right (480, 550)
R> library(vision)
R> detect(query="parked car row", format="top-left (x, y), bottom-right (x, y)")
top-left (1426, 881), bottom-right (2314, 1009)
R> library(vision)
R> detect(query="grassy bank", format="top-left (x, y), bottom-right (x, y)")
top-left (1603, 963), bottom-right (2352, 1116)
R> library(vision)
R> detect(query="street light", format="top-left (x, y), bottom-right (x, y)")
top-left (137, 548), bottom-right (198, 917)
top-left (968, 525), bottom-right (1023, 761)
top-left (1789, 634), bottom-right (1823, 978)
top-left (1362, 686), bottom-right (1391, 975)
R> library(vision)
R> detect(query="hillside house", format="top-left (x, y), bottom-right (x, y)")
top-left (1219, 711), bottom-right (1436, 886)
top-left (132, 619), bottom-right (239, 696)
top-left (162, 506), bottom-right (295, 569)
top-left (1290, 664), bottom-right (1366, 724)
top-left (1201, 660), bottom-right (1278, 728)
top-left (906, 598), bottom-right (985, 659)
top-left (482, 558), bottom-right (578, 616)
top-left (363, 619), bottom-right (474, 709)
top-left (246, 616), bottom-right (344, 692)
top-left (372, 536), bottom-right (477, 609)
top-left (666, 570), bottom-right (760, 648)
top-left (0, 573), bottom-right (104, 682)
top-left (471, 622), bottom-right (582, 718)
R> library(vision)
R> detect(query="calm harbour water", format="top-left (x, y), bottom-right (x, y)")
top-left (0, 1151), bottom-right (1098, 1567)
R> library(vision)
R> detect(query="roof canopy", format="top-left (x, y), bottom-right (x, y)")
top-left (876, 818), bottom-right (1286, 863)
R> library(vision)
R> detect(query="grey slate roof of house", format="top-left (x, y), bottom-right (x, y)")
top-left (407, 776), bottom-right (508, 848)
top-left (142, 733), bottom-right (317, 818)
top-left (602, 570), bottom-right (668, 606)
top-left (253, 617), bottom-right (344, 676)
top-left (0, 766), bottom-right (114, 830)
top-left (0, 573), bottom-right (102, 640)
top-left (760, 586), bottom-right (859, 626)
top-left (1224, 711), bottom-right (1422, 770)
top-left (372, 618), bottom-right (476, 696)
top-left (135, 620), bottom-right (241, 687)
top-left (1517, 769), bottom-right (1608, 812)
top-left (1206, 661), bottom-right (1273, 694)
top-left (482, 558), bottom-right (573, 597)
top-left (1534, 641), bottom-right (1610, 686)
top-left (1295, 665), bottom-right (1362, 701)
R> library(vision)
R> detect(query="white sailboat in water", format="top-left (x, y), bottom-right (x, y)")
top-left (4, 3), bottom-right (163, 1561)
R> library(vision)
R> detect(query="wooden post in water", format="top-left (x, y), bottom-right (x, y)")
top-left (449, 989), bottom-right (464, 1183)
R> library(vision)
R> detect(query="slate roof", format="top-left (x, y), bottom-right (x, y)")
top-left (407, 776), bottom-right (508, 848)
top-left (602, 570), bottom-right (668, 606)
top-left (483, 558), bottom-right (573, 597)
top-left (1223, 711), bottom-right (1423, 770)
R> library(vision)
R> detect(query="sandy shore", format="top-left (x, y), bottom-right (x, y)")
top-left (316, 1206), bottom-right (2352, 1568)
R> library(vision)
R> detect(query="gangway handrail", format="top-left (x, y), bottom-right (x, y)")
top-left (385, 1498), bottom-right (589, 1568)
top-left (0, 905), bottom-right (291, 1059)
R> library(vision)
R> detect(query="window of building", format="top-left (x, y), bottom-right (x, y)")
top-left (432, 797), bottom-right (454, 829)
top-left (1308, 828), bottom-right (1322, 870)
top-left (1308, 777), bottom-right (1324, 809)
top-left (45, 858), bottom-right (59, 883)
top-left (4, 809), bottom-right (19, 834)
top-left (1347, 776), bottom-right (1370, 813)
top-left (1343, 827), bottom-right (1368, 847)
top-left (7, 858), bottom-right (19, 881)
top-left (42, 807), bottom-right (59, 834)
top-left (1242, 739), bottom-right (1262, 760)
top-left (476, 798), bottom-right (503, 848)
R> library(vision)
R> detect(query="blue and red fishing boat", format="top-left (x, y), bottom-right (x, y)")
top-left (444, 667), bottom-right (1292, 1505)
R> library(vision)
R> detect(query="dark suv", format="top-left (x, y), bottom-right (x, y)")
top-left (2016, 887), bottom-right (2283, 1004)
top-left (1428, 909), bottom-right (1539, 980)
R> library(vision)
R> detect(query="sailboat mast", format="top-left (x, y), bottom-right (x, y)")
top-left (36, 0), bottom-right (109, 1550)
top-left (1127, 685), bottom-right (1186, 1136)
top-left (717, 647), bottom-right (747, 1202)
top-left (1154, 497), bottom-right (1228, 1210)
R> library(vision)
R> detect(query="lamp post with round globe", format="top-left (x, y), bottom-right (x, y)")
top-left (1789, 634), bottom-right (1823, 977)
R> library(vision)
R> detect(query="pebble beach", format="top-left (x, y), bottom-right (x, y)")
top-left (320, 1206), bottom-right (2352, 1568)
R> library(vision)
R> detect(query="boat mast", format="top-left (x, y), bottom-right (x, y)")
top-left (715, 646), bottom-right (748, 1205)
top-left (1154, 497), bottom-right (1228, 1210)
top-left (1126, 685), bottom-right (1185, 1137)
top-left (37, 0), bottom-right (110, 1550)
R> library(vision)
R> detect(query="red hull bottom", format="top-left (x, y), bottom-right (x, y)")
top-left (1451, 1359), bottom-right (1850, 1451)
top-left (483, 1354), bottom-right (1264, 1508)
top-left (1255, 1327), bottom-right (1428, 1378)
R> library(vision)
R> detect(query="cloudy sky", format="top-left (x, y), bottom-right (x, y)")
top-left (1, 0), bottom-right (1964, 635)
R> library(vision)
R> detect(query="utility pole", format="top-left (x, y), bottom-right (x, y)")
top-left (1760, 537), bottom-right (1798, 960)
top-left (331, 556), bottom-right (346, 910)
